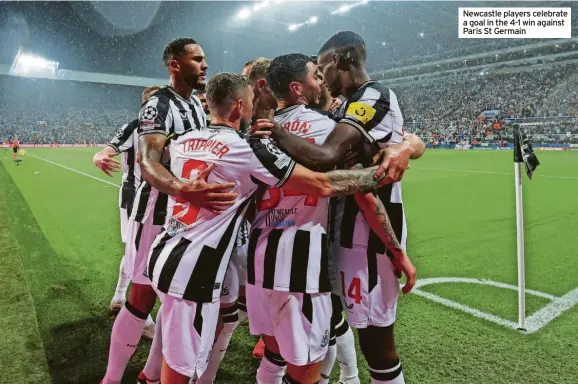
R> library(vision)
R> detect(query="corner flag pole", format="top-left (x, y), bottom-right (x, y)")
top-left (513, 126), bottom-right (526, 330)
top-left (513, 124), bottom-right (540, 331)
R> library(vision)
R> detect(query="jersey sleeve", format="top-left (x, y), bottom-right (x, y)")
top-left (137, 95), bottom-right (173, 137)
top-left (246, 137), bottom-right (296, 187)
top-left (340, 86), bottom-right (404, 146)
top-left (108, 120), bottom-right (137, 153)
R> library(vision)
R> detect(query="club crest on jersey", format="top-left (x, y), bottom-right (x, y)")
top-left (221, 284), bottom-right (229, 297)
top-left (346, 102), bottom-right (376, 124)
top-left (320, 329), bottom-right (329, 348)
top-left (179, 110), bottom-right (188, 120)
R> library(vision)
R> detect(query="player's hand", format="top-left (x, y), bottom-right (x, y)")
top-left (328, 97), bottom-right (342, 113)
top-left (249, 119), bottom-right (275, 137)
top-left (371, 143), bottom-right (413, 183)
top-left (177, 164), bottom-right (238, 213)
top-left (391, 251), bottom-right (416, 294)
top-left (93, 151), bottom-right (120, 177)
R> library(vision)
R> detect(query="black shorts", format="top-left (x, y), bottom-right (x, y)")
top-left (13, 147), bottom-right (18, 153)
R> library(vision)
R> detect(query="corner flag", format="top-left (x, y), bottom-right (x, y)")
top-left (513, 124), bottom-right (539, 331)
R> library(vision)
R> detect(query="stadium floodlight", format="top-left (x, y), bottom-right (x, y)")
top-left (381, 41), bottom-right (386, 46)
top-left (10, 49), bottom-right (59, 78)
top-left (288, 23), bottom-right (300, 32)
top-left (309, 16), bottom-right (318, 24)
top-left (419, 32), bottom-right (425, 38)
top-left (237, 7), bottom-right (252, 19)
top-left (331, 5), bottom-right (351, 14)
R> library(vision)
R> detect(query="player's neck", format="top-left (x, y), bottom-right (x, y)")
top-left (343, 68), bottom-right (371, 98)
top-left (169, 79), bottom-right (193, 100)
top-left (210, 118), bottom-right (238, 131)
top-left (276, 97), bottom-right (306, 110)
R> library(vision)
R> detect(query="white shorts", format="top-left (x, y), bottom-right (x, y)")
top-left (246, 284), bottom-right (331, 366)
top-left (332, 246), bottom-right (400, 329)
top-left (154, 290), bottom-right (220, 379)
top-left (124, 220), bottom-right (163, 285)
top-left (220, 243), bottom-right (248, 305)
top-left (119, 207), bottom-right (130, 243)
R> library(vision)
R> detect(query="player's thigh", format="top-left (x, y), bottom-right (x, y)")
top-left (268, 290), bottom-right (332, 366)
top-left (133, 222), bottom-right (163, 284)
top-left (160, 296), bottom-right (220, 379)
top-left (220, 249), bottom-right (240, 306)
top-left (245, 283), bottom-right (274, 337)
top-left (337, 247), bottom-right (399, 329)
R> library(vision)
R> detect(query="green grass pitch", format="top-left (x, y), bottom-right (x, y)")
top-left (0, 147), bottom-right (577, 383)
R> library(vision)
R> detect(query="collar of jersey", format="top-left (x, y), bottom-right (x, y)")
top-left (208, 123), bottom-right (239, 133)
top-left (167, 86), bottom-right (195, 105)
top-left (274, 104), bottom-right (301, 116)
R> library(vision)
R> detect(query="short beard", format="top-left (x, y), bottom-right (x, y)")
top-left (184, 75), bottom-right (202, 90)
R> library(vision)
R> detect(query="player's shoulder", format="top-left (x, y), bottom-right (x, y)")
top-left (350, 81), bottom-right (392, 103)
top-left (141, 86), bottom-right (172, 107)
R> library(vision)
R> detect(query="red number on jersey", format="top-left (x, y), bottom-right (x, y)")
top-left (257, 137), bottom-right (318, 210)
top-left (340, 271), bottom-right (362, 304)
top-left (172, 159), bottom-right (210, 225)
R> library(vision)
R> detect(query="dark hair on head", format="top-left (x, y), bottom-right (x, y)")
top-left (310, 55), bottom-right (318, 65)
top-left (162, 37), bottom-right (198, 66)
top-left (248, 57), bottom-right (271, 85)
top-left (267, 53), bottom-right (312, 98)
top-left (206, 72), bottom-right (248, 110)
top-left (244, 60), bottom-right (255, 68)
top-left (318, 31), bottom-right (366, 62)
top-left (195, 84), bottom-right (206, 94)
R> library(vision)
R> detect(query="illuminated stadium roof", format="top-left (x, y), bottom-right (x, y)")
top-left (0, 1), bottom-right (575, 79)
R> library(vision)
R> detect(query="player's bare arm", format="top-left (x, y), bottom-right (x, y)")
top-left (354, 190), bottom-right (416, 294)
top-left (283, 163), bottom-right (387, 198)
top-left (251, 119), bottom-right (364, 172)
top-left (93, 145), bottom-right (121, 177)
top-left (139, 133), bottom-right (238, 209)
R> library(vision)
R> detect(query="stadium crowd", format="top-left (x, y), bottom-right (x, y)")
top-left (1, 58), bottom-right (576, 146)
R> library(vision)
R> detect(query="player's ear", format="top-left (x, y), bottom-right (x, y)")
top-left (289, 81), bottom-right (302, 97)
top-left (168, 59), bottom-right (180, 74)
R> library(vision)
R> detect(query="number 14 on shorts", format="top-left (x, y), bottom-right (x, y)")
top-left (341, 271), bottom-right (362, 304)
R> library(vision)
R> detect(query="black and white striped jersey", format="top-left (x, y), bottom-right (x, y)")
top-left (330, 81), bottom-right (407, 276)
top-left (147, 125), bottom-right (296, 303)
top-left (334, 80), bottom-right (404, 148)
top-left (108, 119), bottom-right (139, 215)
top-left (248, 105), bottom-right (336, 293)
top-left (132, 86), bottom-right (207, 225)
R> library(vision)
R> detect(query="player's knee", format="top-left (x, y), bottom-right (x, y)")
top-left (358, 325), bottom-right (398, 368)
top-left (286, 362), bottom-right (322, 384)
top-left (220, 304), bottom-right (240, 332)
top-left (127, 283), bottom-right (156, 314)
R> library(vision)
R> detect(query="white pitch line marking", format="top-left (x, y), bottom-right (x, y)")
top-left (525, 286), bottom-right (578, 334)
top-left (414, 277), bottom-right (557, 300)
top-left (411, 166), bottom-right (578, 181)
top-left (409, 277), bottom-right (578, 334)
top-left (28, 154), bottom-right (120, 187)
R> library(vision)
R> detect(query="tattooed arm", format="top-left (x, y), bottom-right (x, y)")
top-left (138, 134), bottom-right (182, 196)
top-left (282, 164), bottom-right (387, 198)
top-left (354, 192), bottom-right (403, 258)
top-left (355, 191), bottom-right (416, 294)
